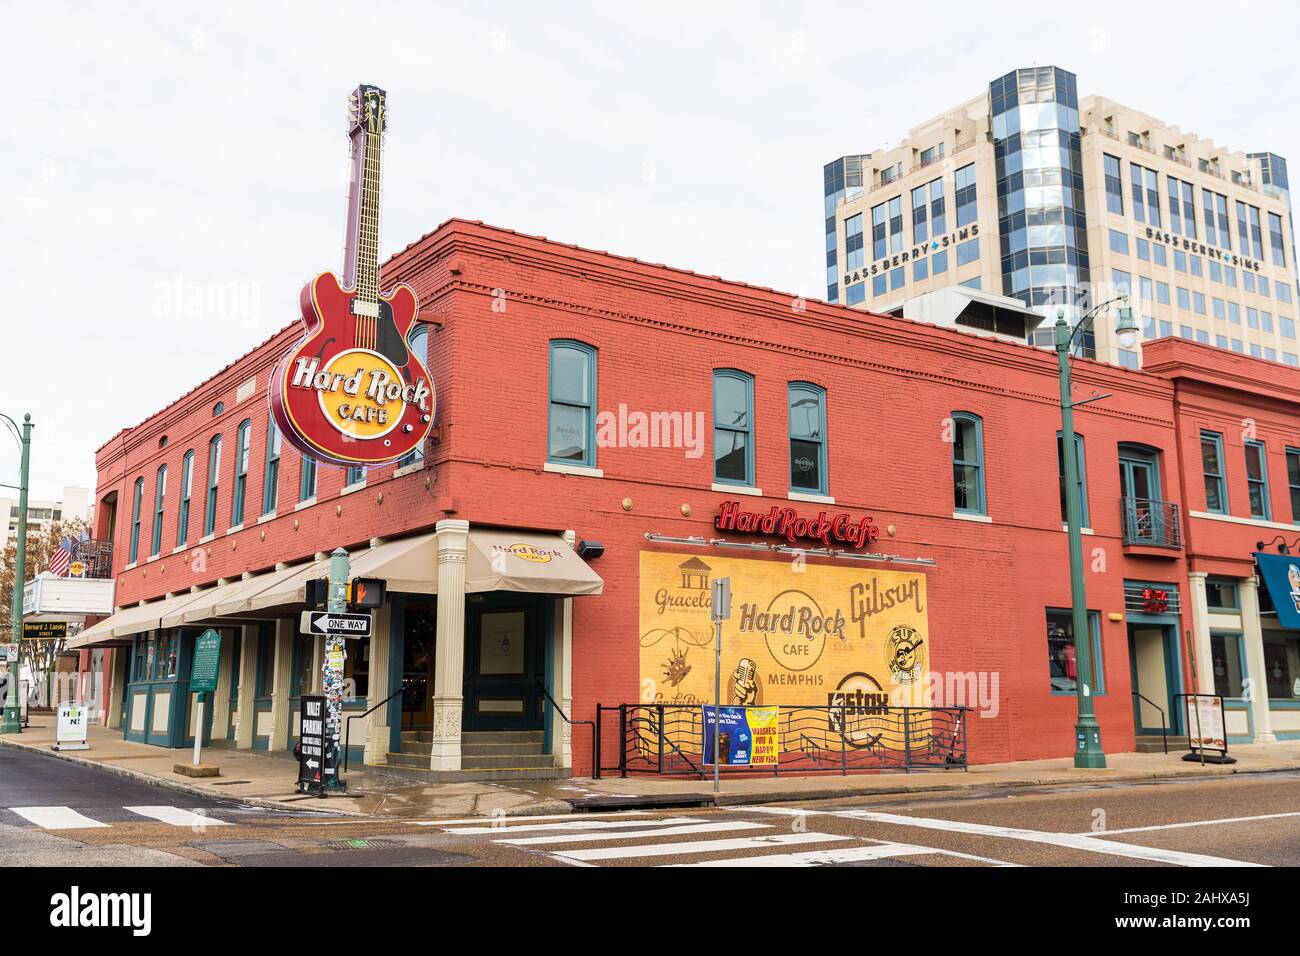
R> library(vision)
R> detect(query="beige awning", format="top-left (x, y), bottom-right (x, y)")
top-left (348, 533), bottom-right (437, 594)
top-left (66, 589), bottom-right (216, 649)
top-left (233, 556), bottom-right (334, 616)
top-left (465, 529), bottom-right (603, 595)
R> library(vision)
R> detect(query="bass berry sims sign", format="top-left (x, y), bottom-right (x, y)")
top-left (714, 500), bottom-right (880, 549)
top-left (270, 84), bottom-right (435, 467)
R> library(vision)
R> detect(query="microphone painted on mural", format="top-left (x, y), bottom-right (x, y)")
top-left (730, 657), bottom-right (758, 705)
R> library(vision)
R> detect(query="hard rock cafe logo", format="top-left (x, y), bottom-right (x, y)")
top-left (495, 543), bottom-right (560, 564)
top-left (885, 624), bottom-right (925, 685)
top-left (738, 589), bottom-right (846, 673)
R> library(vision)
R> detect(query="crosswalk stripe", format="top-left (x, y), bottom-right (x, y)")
top-left (668, 842), bottom-right (937, 867)
top-left (445, 816), bottom-right (704, 835)
top-left (555, 831), bottom-right (849, 862)
top-left (124, 806), bottom-right (232, 828)
top-left (9, 806), bottom-right (109, 830)
top-left (408, 811), bottom-right (651, 827)
top-left (500, 820), bottom-right (771, 846)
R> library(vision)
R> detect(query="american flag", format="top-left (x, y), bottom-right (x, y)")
top-left (48, 539), bottom-right (71, 577)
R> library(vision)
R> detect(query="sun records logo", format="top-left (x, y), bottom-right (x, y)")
top-left (885, 624), bottom-right (924, 685)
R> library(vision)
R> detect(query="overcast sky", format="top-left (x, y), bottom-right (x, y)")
top-left (2, 0), bottom-right (1297, 500)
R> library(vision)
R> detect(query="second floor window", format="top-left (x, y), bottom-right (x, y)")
top-left (346, 464), bottom-right (364, 486)
top-left (150, 465), bottom-right (166, 557)
top-left (951, 413), bottom-right (985, 515)
top-left (231, 419), bottom-right (251, 526)
top-left (128, 477), bottom-right (144, 564)
top-left (713, 370), bottom-right (754, 486)
top-left (1287, 448), bottom-right (1300, 523)
top-left (300, 455), bottom-right (317, 503)
top-left (1201, 431), bottom-right (1227, 514)
top-left (204, 435), bottom-right (221, 536)
top-left (548, 340), bottom-right (597, 467)
top-left (788, 383), bottom-right (827, 495)
top-left (177, 450), bottom-right (193, 548)
top-left (1245, 440), bottom-right (1270, 520)
top-left (1057, 433), bottom-right (1089, 526)
top-left (263, 416), bottom-right (281, 515)
top-left (399, 325), bottom-right (429, 468)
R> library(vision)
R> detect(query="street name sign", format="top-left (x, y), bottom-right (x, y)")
top-left (300, 610), bottom-right (371, 638)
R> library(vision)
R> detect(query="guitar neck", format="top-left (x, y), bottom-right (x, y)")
top-left (343, 86), bottom-right (386, 351)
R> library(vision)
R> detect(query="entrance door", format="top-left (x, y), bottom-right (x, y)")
top-left (1119, 450), bottom-right (1162, 544)
top-left (401, 600), bottom-right (437, 727)
top-left (463, 597), bottom-right (546, 731)
top-left (1129, 625), bottom-right (1182, 735)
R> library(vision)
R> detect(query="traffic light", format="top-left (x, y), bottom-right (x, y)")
top-left (348, 577), bottom-right (385, 609)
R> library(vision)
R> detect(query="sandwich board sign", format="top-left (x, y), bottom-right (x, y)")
top-left (297, 695), bottom-right (327, 793)
top-left (54, 703), bottom-right (90, 751)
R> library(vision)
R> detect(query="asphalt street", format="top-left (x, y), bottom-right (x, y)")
top-left (2, 746), bottom-right (1297, 867)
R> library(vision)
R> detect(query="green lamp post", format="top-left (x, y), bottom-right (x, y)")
top-left (1055, 297), bottom-right (1137, 769)
top-left (1, 413), bottom-right (32, 735)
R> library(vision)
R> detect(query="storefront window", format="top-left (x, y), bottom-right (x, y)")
top-left (144, 635), bottom-right (158, 680)
top-left (1045, 608), bottom-right (1104, 694)
top-left (345, 636), bottom-right (371, 702)
top-left (1262, 633), bottom-right (1300, 700)
top-left (160, 634), bottom-right (178, 679)
top-left (1210, 633), bottom-right (1245, 699)
top-left (1205, 577), bottom-right (1239, 610)
top-left (295, 633), bottom-right (316, 699)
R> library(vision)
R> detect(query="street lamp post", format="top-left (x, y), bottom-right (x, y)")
top-left (1054, 299), bottom-right (1137, 769)
top-left (1, 413), bottom-right (32, 735)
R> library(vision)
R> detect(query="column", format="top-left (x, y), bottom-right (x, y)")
top-left (1187, 572), bottom-right (1215, 694)
top-left (364, 602), bottom-right (391, 765)
top-left (550, 530), bottom-right (576, 772)
top-left (1239, 576), bottom-right (1276, 742)
top-left (211, 631), bottom-right (235, 737)
top-left (234, 625), bottom-right (258, 749)
top-left (106, 649), bottom-right (128, 731)
top-left (430, 519), bottom-right (469, 771)
top-left (268, 617), bottom-right (293, 751)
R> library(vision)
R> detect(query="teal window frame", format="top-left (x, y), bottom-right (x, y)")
top-left (1244, 439), bottom-right (1271, 520)
top-left (398, 325), bottom-right (430, 468)
top-left (254, 624), bottom-right (275, 699)
top-left (128, 476), bottom-right (143, 564)
top-left (1056, 431), bottom-right (1089, 527)
top-left (1200, 430), bottom-right (1228, 515)
top-left (547, 340), bottom-right (597, 468)
top-left (713, 369), bottom-right (755, 487)
top-left (262, 415), bottom-right (280, 516)
top-left (788, 382), bottom-right (827, 496)
top-left (1205, 576), bottom-right (1240, 611)
top-left (150, 464), bottom-right (166, 558)
top-left (299, 454), bottom-right (317, 502)
top-left (204, 434), bottom-right (221, 537)
top-left (1046, 607), bottom-right (1106, 695)
top-left (1287, 447), bottom-right (1300, 523)
top-left (176, 450), bottom-right (193, 547)
top-left (346, 464), bottom-right (364, 486)
top-left (951, 412), bottom-right (986, 515)
top-left (231, 419), bottom-right (251, 526)
top-left (1209, 630), bottom-right (1246, 700)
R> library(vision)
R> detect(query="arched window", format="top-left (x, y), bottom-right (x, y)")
top-left (951, 412), bottom-right (986, 515)
top-left (398, 324), bottom-right (430, 468)
top-left (231, 419), bottom-right (251, 526)
top-left (714, 370), bottom-right (754, 487)
top-left (263, 415), bottom-right (281, 516)
top-left (1057, 432), bottom-right (1089, 527)
top-left (150, 464), bottom-right (167, 557)
top-left (212, 401), bottom-right (224, 416)
top-left (177, 450), bottom-right (194, 547)
top-left (788, 383), bottom-right (827, 495)
top-left (204, 434), bottom-right (222, 537)
top-left (128, 477), bottom-right (144, 564)
top-left (548, 340), bottom-right (597, 467)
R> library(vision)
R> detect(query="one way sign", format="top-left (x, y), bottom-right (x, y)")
top-left (299, 610), bottom-right (372, 638)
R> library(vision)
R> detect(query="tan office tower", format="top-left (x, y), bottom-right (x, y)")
top-left (824, 66), bottom-right (1297, 367)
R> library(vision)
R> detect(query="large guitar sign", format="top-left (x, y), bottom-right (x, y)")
top-left (270, 85), bottom-right (434, 466)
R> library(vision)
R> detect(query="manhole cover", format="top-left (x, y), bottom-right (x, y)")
top-left (322, 838), bottom-right (403, 850)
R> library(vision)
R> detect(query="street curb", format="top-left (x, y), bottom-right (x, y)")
top-left (0, 736), bottom-right (365, 816)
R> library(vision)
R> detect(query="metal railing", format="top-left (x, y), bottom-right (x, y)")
top-left (70, 539), bottom-right (114, 578)
top-left (596, 704), bottom-right (968, 778)
top-left (533, 678), bottom-right (596, 778)
top-left (1121, 497), bottom-right (1182, 548)
top-left (1132, 692), bottom-right (1168, 754)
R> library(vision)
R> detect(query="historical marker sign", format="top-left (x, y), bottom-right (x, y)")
top-left (190, 629), bottom-right (223, 694)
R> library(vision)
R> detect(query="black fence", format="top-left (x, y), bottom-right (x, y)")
top-left (594, 704), bottom-right (968, 779)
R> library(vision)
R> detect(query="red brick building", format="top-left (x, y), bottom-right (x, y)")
top-left (69, 220), bottom-right (1300, 778)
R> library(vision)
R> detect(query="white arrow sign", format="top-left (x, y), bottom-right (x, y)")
top-left (299, 610), bottom-right (371, 638)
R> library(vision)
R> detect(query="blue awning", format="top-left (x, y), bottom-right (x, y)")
top-left (1254, 552), bottom-right (1300, 629)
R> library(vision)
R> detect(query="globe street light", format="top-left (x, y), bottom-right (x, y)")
top-left (1054, 296), bottom-right (1135, 768)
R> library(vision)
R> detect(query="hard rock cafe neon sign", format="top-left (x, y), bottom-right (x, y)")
top-left (270, 85), bottom-right (434, 466)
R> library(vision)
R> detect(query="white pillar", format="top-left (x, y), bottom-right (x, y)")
top-left (211, 629), bottom-right (235, 737)
top-left (268, 617), bottom-right (293, 751)
top-left (1239, 576), bottom-right (1276, 742)
top-left (364, 602), bottom-right (391, 765)
top-left (430, 519), bottom-right (469, 771)
top-left (1187, 572), bottom-right (1215, 694)
top-left (551, 530), bottom-right (576, 772)
top-left (234, 625), bottom-right (258, 750)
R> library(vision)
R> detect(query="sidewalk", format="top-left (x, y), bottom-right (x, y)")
top-left (5, 718), bottom-right (1298, 818)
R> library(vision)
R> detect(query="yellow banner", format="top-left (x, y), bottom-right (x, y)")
top-left (639, 551), bottom-right (930, 712)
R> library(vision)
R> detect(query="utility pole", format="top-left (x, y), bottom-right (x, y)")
top-left (321, 547), bottom-right (349, 791)
top-left (1, 413), bottom-right (31, 735)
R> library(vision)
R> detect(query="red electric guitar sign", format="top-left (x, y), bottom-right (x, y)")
top-left (270, 85), bottom-right (434, 466)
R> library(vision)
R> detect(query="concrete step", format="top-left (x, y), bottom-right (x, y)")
top-left (461, 741), bottom-right (545, 757)
top-left (462, 730), bottom-right (545, 745)
top-left (399, 740), bottom-right (433, 756)
top-left (461, 753), bottom-right (556, 770)
top-left (377, 759), bottom-right (569, 783)
top-left (401, 730), bottom-right (433, 743)
top-left (386, 751), bottom-right (431, 770)
top-left (1135, 735), bottom-right (1190, 753)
